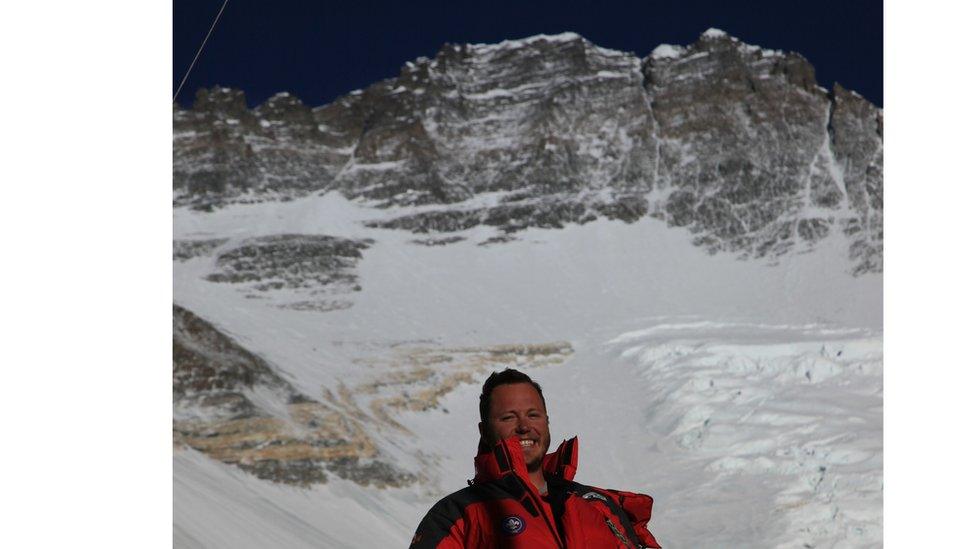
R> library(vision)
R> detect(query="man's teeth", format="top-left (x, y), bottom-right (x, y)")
top-left (519, 440), bottom-right (534, 447)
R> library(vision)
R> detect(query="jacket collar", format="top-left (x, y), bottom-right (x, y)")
top-left (473, 435), bottom-right (578, 485)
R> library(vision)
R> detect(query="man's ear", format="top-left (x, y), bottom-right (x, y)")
top-left (478, 421), bottom-right (485, 442)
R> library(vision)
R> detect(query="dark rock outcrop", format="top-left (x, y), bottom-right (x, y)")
top-left (172, 304), bottom-right (414, 487)
top-left (205, 234), bottom-right (371, 292)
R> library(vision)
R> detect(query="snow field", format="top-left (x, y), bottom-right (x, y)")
top-left (173, 192), bottom-right (882, 547)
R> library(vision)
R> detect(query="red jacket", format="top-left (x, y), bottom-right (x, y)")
top-left (410, 436), bottom-right (661, 548)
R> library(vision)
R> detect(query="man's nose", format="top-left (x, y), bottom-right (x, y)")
top-left (515, 419), bottom-right (530, 433)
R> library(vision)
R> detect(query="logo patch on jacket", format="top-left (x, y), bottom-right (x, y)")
top-left (582, 491), bottom-right (608, 502)
top-left (500, 515), bottom-right (526, 535)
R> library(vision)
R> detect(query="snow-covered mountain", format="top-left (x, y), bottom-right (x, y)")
top-left (174, 29), bottom-right (882, 275)
top-left (173, 30), bottom-right (882, 548)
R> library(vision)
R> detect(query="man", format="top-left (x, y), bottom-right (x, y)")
top-left (410, 368), bottom-right (661, 548)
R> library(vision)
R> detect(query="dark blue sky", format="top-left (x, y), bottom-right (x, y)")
top-left (173, 0), bottom-right (882, 109)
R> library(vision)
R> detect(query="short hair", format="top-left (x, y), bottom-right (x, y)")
top-left (479, 368), bottom-right (546, 423)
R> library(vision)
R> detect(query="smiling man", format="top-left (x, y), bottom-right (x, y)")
top-left (410, 369), bottom-right (661, 548)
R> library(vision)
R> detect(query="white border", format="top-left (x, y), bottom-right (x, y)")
top-left (2, 1), bottom-right (171, 547)
top-left (886, 1), bottom-right (976, 547)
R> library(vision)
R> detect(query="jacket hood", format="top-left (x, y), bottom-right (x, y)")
top-left (473, 435), bottom-right (578, 484)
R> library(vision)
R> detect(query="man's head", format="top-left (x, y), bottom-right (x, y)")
top-left (478, 369), bottom-right (551, 472)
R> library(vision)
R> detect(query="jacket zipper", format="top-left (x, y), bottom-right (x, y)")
top-left (500, 442), bottom-right (566, 549)
top-left (604, 518), bottom-right (635, 548)
top-left (516, 474), bottom-right (565, 549)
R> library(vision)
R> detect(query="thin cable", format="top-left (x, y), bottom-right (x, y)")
top-left (173, 0), bottom-right (230, 103)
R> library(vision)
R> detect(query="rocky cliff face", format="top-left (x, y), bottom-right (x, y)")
top-left (644, 30), bottom-right (882, 271)
top-left (173, 29), bottom-right (882, 273)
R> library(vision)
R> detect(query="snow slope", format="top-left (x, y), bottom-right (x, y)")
top-left (174, 191), bottom-right (882, 547)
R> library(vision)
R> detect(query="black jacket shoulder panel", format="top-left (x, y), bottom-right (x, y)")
top-left (410, 482), bottom-right (516, 548)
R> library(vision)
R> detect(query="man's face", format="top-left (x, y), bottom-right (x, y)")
top-left (481, 382), bottom-right (551, 471)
